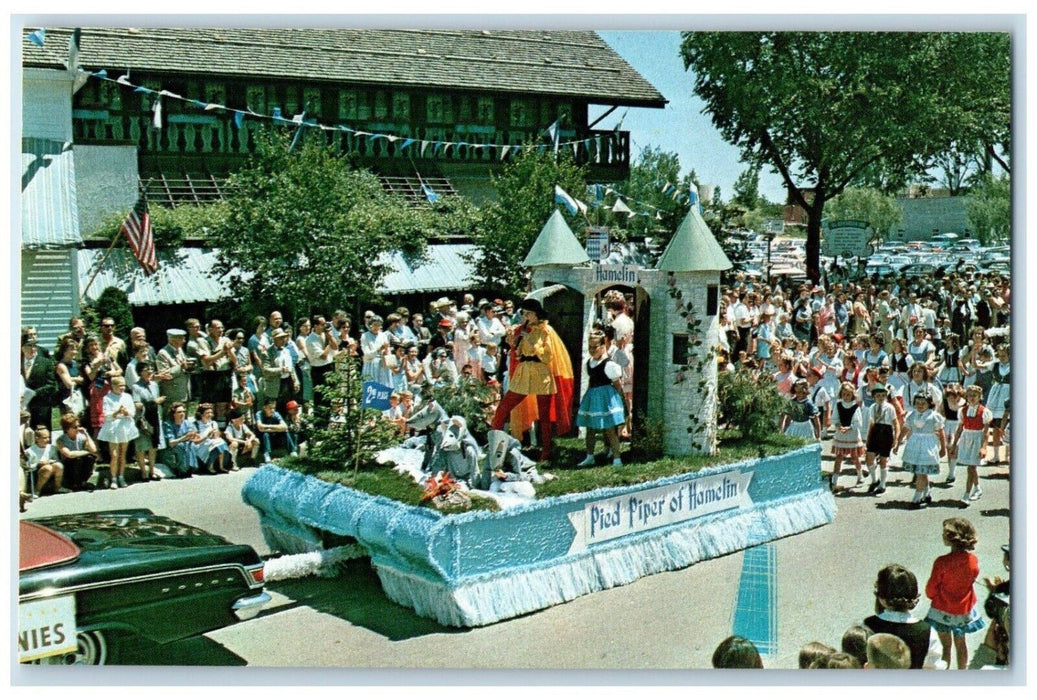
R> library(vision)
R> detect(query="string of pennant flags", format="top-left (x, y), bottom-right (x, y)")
top-left (38, 28), bottom-right (708, 217)
top-left (553, 181), bottom-right (701, 221)
top-left (79, 67), bottom-right (633, 164)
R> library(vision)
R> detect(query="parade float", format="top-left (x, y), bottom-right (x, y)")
top-left (243, 208), bottom-right (834, 627)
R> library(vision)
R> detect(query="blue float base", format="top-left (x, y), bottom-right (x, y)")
top-left (242, 443), bottom-right (833, 627)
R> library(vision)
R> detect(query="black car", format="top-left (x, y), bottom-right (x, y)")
top-left (19, 509), bottom-right (269, 665)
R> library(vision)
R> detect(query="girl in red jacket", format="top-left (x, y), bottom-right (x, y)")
top-left (925, 517), bottom-right (985, 669)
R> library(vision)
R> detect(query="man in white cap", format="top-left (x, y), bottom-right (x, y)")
top-left (156, 328), bottom-right (191, 403)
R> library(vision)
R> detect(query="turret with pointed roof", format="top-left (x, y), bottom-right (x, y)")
top-left (656, 207), bottom-right (732, 272)
top-left (522, 209), bottom-right (590, 268)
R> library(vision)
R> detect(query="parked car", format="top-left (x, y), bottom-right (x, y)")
top-left (899, 263), bottom-right (940, 279)
top-left (948, 239), bottom-right (983, 253)
top-left (864, 263), bottom-right (896, 279)
top-left (981, 260), bottom-right (1011, 275)
top-left (19, 509), bottom-right (270, 665)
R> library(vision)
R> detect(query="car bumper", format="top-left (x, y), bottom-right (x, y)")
top-left (232, 590), bottom-right (271, 621)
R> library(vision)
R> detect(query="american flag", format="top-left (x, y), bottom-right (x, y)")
top-left (121, 195), bottom-right (158, 274)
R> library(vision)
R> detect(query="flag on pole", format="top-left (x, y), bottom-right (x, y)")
top-left (554, 185), bottom-right (587, 216)
top-left (422, 184), bottom-right (439, 203)
top-left (67, 28), bottom-right (89, 93)
top-left (121, 195), bottom-right (158, 274)
top-left (361, 381), bottom-right (393, 410)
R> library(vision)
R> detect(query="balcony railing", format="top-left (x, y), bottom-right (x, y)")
top-left (74, 111), bottom-right (630, 171)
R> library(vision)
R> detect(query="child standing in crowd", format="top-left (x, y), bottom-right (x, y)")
top-left (831, 381), bottom-right (867, 490)
top-left (804, 368), bottom-right (831, 437)
top-left (887, 338), bottom-right (913, 395)
top-left (773, 354), bottom-right (796, 396)
top-left (985, 344), bottom-right (1010, 465)
top-left (865, 384), bottom-right (899, 496)
top-left (940, 384), bottom-right (964, 484)
top-left (864, 564), bottom-right (945, 669)
top-left (900, 392), bottom-right (947, 509)
top-left (952, 385), bottom-right (992, 506)
top-left (925, 518), bottom-right (985, 669)
top-left (231, 367), bottom-right (256, 426)
top-left (936, 332), bottom-right (964, 386)
top-left (863, 333), bottom-right (888, 369)
top-left (780, 379), bottom-right (821, 441)
top-left (97, 376), bottom-right (138, 489)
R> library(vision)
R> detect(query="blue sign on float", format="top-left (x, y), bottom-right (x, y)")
top-left (361, 381), bottom-right (392, 410)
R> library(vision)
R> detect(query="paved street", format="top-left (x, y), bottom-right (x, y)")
top-left (18, 438), bottom-right (1012, 673)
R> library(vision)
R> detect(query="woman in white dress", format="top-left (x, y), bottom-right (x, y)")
top-left (97, 376), bottom-right (138, 489)
top-left (360, 315), bottom-right (393, 387)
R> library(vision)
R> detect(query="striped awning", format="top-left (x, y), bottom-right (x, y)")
top-left (21, 138), bottom-right (82, 248)
top-left (376, 243), bottom-right (476, 295)
top-left (78, 248), bottom-right (233, 306)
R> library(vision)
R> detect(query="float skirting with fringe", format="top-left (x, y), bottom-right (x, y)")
top-left (242, 444), bottom-right (831, 627)
top-left (374, 491), bottom-right (833, 627)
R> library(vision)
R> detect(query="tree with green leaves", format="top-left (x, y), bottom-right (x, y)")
top-left (731, 166), bottom-right (761, 210)
top-left (602, 145), bottom-right (698, 245)
top-left (965, 174), bottom-right (1011, 244)
top-left (680, 31), bottom-right (1011, 281)
top-left (85, 286), bottom-right (134, 339)
top-left (468, 149), bottom-right (588, 296)
top-left (209, 129), bottom-right (436, 315)
top-left (823, 187), bottom-right (902, 238)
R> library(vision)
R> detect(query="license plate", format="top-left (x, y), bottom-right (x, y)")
top-left (18, 595), bottom-right (77, 662)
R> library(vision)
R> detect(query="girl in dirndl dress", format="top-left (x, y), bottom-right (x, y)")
top-left (831, 382), bottom-right (866, 491)
top-left (940, 384), bottom-right (964, 485)
top-left (575, 332), bottom-right (628, 468)
top-left (925, 517), bottom-right (985, 669)
top-left (985, 344), bottom-right (1010, 465)
top-left (952, 385), bottom-right (992, 506)
top-left (900, 392), bottom-right (947, 509)
top-left (865, 383), bottom-right (899, 497)
top-left (781, 379), bottom-right (821, 441)
top-left (887, 338), bottom-right (914, 396)
top-left (936, 333), bottom-right (964, 387)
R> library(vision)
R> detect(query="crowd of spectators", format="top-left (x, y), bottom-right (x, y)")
top-left (18, 291), bottom-right (641, 506)
top-left (717, 265), bottom-right (1010, 506)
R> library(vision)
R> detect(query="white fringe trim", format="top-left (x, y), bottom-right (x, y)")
top-left (376, 491), bottom-right (835, 627)
top-left (263, 544), bottom-right (368, 582)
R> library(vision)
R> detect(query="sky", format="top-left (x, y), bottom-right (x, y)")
top-left (596, 30), bottom-right (787, 205)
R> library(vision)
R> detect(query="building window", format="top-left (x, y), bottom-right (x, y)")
top-left (426, 94), bottom-right (444, 123)
top-left (246, 85), bottom-right (266, 114)
top-left (457, 95), bottom-right (473, 122)
top-left (338, 90), bottom-right (358, 120)
top-left (284, 85), bottom-right (300, 115)
top-left (477, 96), bottom-right (494, 124)
top-left (510, 98), bottom-right (534, 127)
top-left (707, 285), bottom-right (719, 316)
top-left (392, 92), bottom-right (410, 121)
top-left (672, 334), bottom-right (689, 365)
top-left (303, 86), bottom-right (322, 116)
top-left (205, 82), bottom-right (226, 108)
top-left (373, 90), bottom-right (389, 120)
